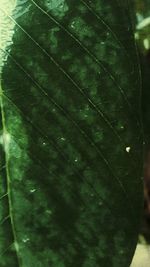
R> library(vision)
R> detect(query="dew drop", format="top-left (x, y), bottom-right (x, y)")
top-left (60, 137), bottom-right (65, 141)
top-left (30, 188), bottom-right (36, 193)
top-left (71, 21), bottom-right (76, 29)
top-left (125, 146), bottom-right (131, 153)
top-left (120, 125), bottom-right (124, 130)
top-left (22, 237), bottom-right (30, 243)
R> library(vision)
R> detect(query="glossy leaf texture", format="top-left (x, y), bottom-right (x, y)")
top-left (0, 1), bottom-right (143, 266)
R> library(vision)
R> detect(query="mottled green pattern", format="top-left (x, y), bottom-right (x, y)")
top-left (0, 0), bottom-right (143, 266)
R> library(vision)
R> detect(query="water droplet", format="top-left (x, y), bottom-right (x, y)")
top-left (30, 188), bottom-right (36, 193)
top-left (60, 137), bottom-right (65, 141)
top-left (120, 125), bottom-right (124, 130)
top-left (71, 21), bottom-right (76, 29)
top-left (125, 146), bottom-right (131, 153)
top-left (22, 237), bottom-right (30, 243)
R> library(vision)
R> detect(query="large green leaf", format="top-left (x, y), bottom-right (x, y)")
top-left (0, 1), bottom-right (143, 266)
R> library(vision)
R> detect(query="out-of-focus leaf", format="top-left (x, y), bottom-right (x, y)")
top-left (130, 243), bottom-right (150, 267)
top-left (0, 1), bottom-right (143, 266)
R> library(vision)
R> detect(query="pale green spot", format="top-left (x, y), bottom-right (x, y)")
top-left (45, 0), bottom-right (68, 18)
top-left (69, 17), bottom-right (94, 40)
top-left (0, 0), bottom-right (17, 71)
top-left (48, 27), bottom-right (60, 53)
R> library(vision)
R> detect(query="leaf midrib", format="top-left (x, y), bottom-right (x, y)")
top-left (0, 80), bottom-right (21, 266)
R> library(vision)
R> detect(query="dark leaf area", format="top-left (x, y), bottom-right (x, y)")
top-left (140, 49), bottom-right (150, 243)
top-left (0, 0), bottom-right (143, 266)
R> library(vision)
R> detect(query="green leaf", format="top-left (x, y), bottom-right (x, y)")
top-left (0, 0), bottom-right (143, 266)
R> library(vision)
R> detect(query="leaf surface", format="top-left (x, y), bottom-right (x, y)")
top-left (0, 0), bottom-right (143, 266)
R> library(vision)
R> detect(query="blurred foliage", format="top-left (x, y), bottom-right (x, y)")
top-left (134, 0), bottom-right (150, 243)
top-left (135, 0), bottom-right (150, 53)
